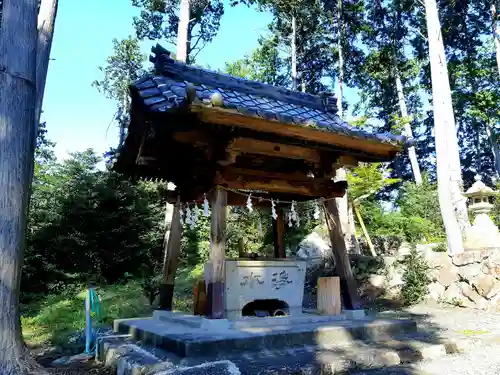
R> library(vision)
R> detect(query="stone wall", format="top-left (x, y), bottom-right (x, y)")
top-left (354, 246), bottom-right (500, 310)
top-left (296, 229), bottom-right (500, 310)
top-left (426, 249), bottom-right (500, 309)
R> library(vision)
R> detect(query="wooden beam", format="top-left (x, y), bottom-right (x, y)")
top-left (158, 196), bottom-right (183, 310)
top-left (215, 170), bottom-right (346, 198)
top-left (228, 137), bottom-right (321, 164)
top-left (222, 167), bottom-right (313, 182)
top-left (323, 199), bottom-right (362, 310)
top-left (189, 105), bottom-right (402, 160)
top-left (273, 207), bottom-right (286, 258)
top-left (206, 187), bottom-right (227, 319)
top-left (333, 155), bottom-right (358, 168)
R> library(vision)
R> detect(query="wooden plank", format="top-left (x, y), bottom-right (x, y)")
top-left (206, 187), bottom-right (228, 319)
top-left (272, 207), bottom-right (286, 258)
top-left (317, 277), bottom-right (342, 315)
top-left (158, 196), bottom-right (183, 310)
top-left (193, 279), bottom-right (207, 316)
top-left (228, 137), bottom-right (321, 164)
top-left (190, 105), bottom-right (401, 160)
top-left (323, 199), bottom-right (362, 310)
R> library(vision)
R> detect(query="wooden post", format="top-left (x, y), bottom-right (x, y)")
top-left (158, 196), bottom-right (183, 310)
top-left (323, 199), bottom-right (362, 310)
top-left (206, 187), bottom-right (227, 319)
top-left (272, 207), bottom-right (286, 258)
top-left (238, 238), bottom-right (245, 258)
top-left (317, 277), bottom-right (341, 315)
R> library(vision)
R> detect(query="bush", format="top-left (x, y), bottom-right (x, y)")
top-left (400, 245), bottom-right (431, 305)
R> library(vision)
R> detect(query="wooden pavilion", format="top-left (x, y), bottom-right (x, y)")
top-left (113, 44), bottom-right (408, 319)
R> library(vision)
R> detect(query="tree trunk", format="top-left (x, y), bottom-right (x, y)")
top-left (323, 200), bottom-right (362, 310)
top-left (35, 0), bottom-right (58, 126)
top-left (492, 5), bottom-right (500, 77)
top-left (347, 203), bottom-right (361, 254)
top-left (333, 0), bottom-right (358, 254)
top-left (159, 198), bottom-right (183, 310)
top-left (334, 168), bottom-right (356, 253)
top-left (0, 0), bottom-right (41, 373)
top-left (486, 125), bottom-right (500, 178)
top-left (353, 203), bottom-right (376, 257)
top-left (176, 0), bottom-right (190, 63)
top-left (394, 71), bottom-right (422, 184)
top-left (336, 0), bottom-right (344, 118)
top-left (291, 14), bottom-right (297, 91)
top-left (425, 0), bottom-right (469, 255)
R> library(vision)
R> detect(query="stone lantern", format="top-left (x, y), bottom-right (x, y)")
top-left (463, 175), bottom-right (500, 251)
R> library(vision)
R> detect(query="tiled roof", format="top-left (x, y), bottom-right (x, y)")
top-left (129, 44), bottom-right (407, 148)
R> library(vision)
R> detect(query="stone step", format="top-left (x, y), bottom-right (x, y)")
top-left (97, 333), bottom-right (452, 375)
top-left (114, 317), bottom-right (418, 358)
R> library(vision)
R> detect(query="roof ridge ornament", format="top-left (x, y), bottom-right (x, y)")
top-left (319, 92), bottom-right (337, 114)
top-left (149, 44), bottom-right (174, 74)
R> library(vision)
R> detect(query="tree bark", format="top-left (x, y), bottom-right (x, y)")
top-left (394, 71), bottom-right (422, 184)
top-left (425, 0), bottom-right (469, 255)
top-left (492, 5), bottom-right (500, 77)
top-left (0, 0), bottom-right (41, 373)
top-left (176, 0), bottom-right (190, 63)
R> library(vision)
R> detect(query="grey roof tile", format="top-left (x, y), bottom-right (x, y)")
top-left (129, 48), bottom-right (408, 148)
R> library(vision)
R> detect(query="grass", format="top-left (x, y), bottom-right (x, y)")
top-left (22, 265), bottom-right (204, 348)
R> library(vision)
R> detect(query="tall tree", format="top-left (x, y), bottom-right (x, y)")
top-left (491, 4), bottom-right (500, 76)
top-left (35, 0), bottom-right (58, 127)
top-left (93, 36), bottom-right (145, 147)
top-left (0, 0), bottom-right (43, 373)
top-left (424, 0), bottom-right (469, 255)
top-left (132, 0), bottom-right (224, 64)
top-left (355, 0), bottom-right (423, 184)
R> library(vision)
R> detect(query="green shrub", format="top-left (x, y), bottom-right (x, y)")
top-left (400, 246), bottom-right (431, 305)
top-left (433, 242), bottom-right (447, 252)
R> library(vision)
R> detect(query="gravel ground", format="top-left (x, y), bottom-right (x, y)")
top-left (376, 301), bottom-right (500, 334)
top-left (414, 344), bottom-right (500, 375)
top-left (372, 302), bottom-right (500, 375)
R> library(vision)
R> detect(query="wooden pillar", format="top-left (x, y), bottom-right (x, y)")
top-left (323, 199), bottom-right (362, 310)
top-left (206, 187), bottom-right (227, 319)
top-left (272, 207), bottom-right (286, 258)
top-left (158, 196), bottom-right (183, 310)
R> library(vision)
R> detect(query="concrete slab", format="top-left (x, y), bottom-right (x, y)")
top-left (114, 316), bottom-right (418, 358)
top-left (153, 310), bottom-right (368, 331)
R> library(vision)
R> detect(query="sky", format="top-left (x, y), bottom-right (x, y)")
top-left (41, 0), bottom-right (273, 161)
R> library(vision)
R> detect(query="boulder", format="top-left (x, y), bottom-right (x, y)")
top-left (452, 251), bottom-right (490, 266)
top-left (458, 263), bottom-right (482, 283)
top-left (430, 263), bottom-right (458, 287)
top-left (473, 275), bottom-right (500, 299)
top-left (460, 282), bottom-right (487, 309)
top-left (296, 232), bottom-right (331, 261)
top-left (427, 282), bottom-right (445, 301)
top-left (442, 283), bottom-right (461, 301)
top-left (368, 274), bottom-right (386, 289)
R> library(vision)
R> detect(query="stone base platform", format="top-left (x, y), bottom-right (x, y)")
top-left (114, 311), bottom-right (417, 358)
